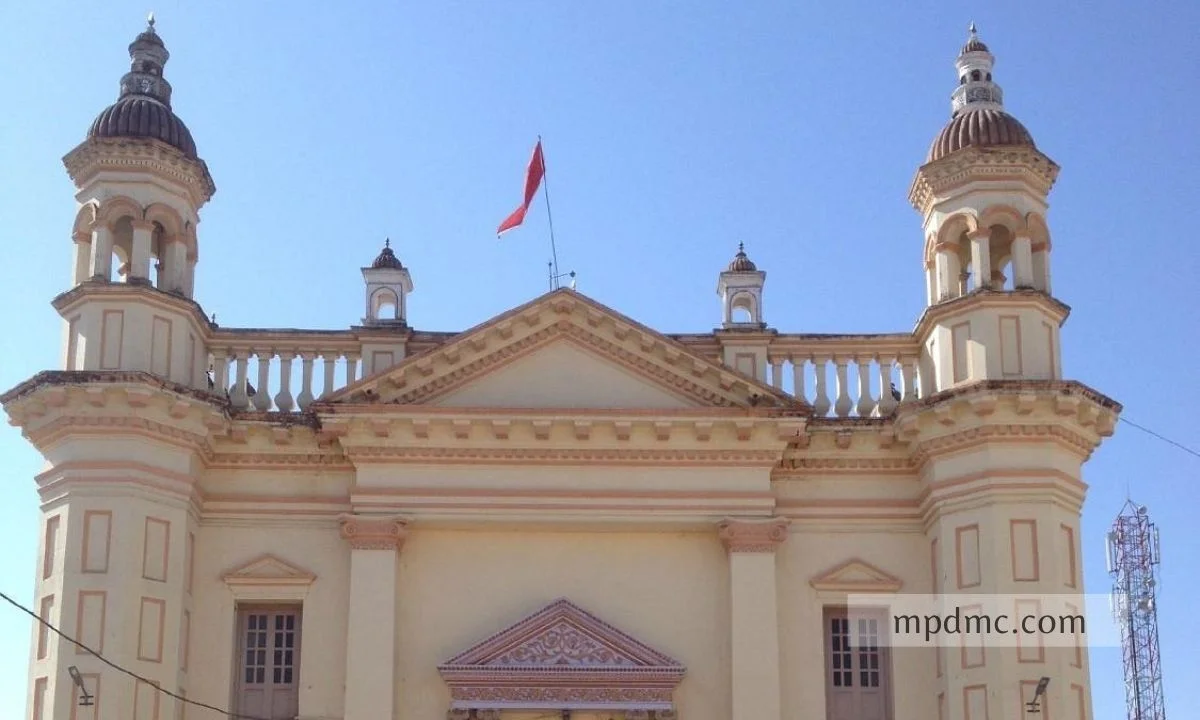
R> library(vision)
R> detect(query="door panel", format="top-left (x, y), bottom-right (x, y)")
top-left (236, 608), bottom-right (301, 720)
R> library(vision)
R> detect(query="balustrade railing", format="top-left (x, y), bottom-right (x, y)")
top-left (203, 330), bottom-right (927, 418)
top-left (766, 334), bottom-right (926, 418)
top-left (207, 330), bottom-right (365, 412)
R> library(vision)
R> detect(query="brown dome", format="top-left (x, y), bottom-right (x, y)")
top-left (961, 37), bottom-right (989, 54)
top-left (927, 107), bottom-right (1035, 162)
top-left (370, 240), bottom-right (405, 270)
top-left (85, 18), bottom-right (199, 160)
top-left (88, 96), bottom-right (197, 158)
top-left (727, 243), bottom-right (757, 272)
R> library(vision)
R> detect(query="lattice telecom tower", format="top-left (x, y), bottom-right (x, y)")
top-left (1107, 501), bottom-right (1167, 720)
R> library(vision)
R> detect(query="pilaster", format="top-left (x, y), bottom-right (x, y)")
top-left (717, 516), bottom-right (789, 720)
top-left (339, 514), bottom-right (407, 720)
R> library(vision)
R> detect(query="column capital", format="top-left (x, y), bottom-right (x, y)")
top-left (717, 516), bottom-right (790, 553)
top-left (339, 513), bottom-right (408, 551)
top-left (966, 227), bottom-right (991, 241)
top-left (130, 218), bottom-right (156, 232)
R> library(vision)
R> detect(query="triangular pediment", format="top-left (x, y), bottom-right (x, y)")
top-left (438, 597), bottom-right (686, 711)
top-left (810, 558), bottom-right (904, 593)
top-left (221, 554), bottom-right (316, 586)
top-left (326, 288), bottom-right (804, 411)
top-left (441, 597), bottom-right (683, 669)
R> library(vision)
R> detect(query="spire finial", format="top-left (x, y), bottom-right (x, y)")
top-left (384, 237), bottom-right (390, 248)
top-left (968, 21), bottom-right (977, 36)
top-left (147, 11), bottom-right (155, 29)
top-left (738, 241), bottom-right (745, 254)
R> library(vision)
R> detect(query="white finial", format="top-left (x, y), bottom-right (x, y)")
top-left (968, 21), bottom-right (977, 36)
top-left (147, 11), bottom-right (156, 28)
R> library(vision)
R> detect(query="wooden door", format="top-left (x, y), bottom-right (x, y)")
top-left (235, 607), bottom-right (301, 719)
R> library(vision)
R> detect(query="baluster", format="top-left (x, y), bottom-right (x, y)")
top-left (253, 349), bottom-right (273, 411)
top-left (212, 350), bottom-right (229, 397)
top-left (345, 353), bottom-right (360, 386)
top-left (812, 357), bottom-right (831, 417)
top-left (833, 357), bottom-right (853, 418)
top-left (900, 356), bottom-right (918, 402)
top-left (230, 354), bottom-right (249, 410)
top-left (791, 355), bottom-right (807, 404)
top-left (275, 352), bottom-right (295, 412)
top-left (770, 358), bottom-right (783, 390)
top-left (877, 357), bottom-right (898, 414)
top-left (297, 353), bottom-right (315, 409)
top-left (321, 352), bottom-right (338, 398)
top-left (855, 355), bottom-right (874, 417)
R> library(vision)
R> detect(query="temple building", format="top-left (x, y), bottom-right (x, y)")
top-left (6, 18), bottom-right (1120, 720)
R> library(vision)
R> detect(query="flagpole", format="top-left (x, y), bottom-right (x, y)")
top-left (538, 135), bottom-right (562, 289)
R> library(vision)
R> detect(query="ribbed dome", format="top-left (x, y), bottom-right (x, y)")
top-left (961, 36), bottom-right (989, 54)
top-left (84, 16), bottom-right (200, 160)
top-left (727, 243), bottom-right (757, 272)
top-left (370, 240), bottom-right (405, 270)
top-left (927, 107), bottom-right (1035, 162)
top-left (88, 96), bottom-right (197, 158)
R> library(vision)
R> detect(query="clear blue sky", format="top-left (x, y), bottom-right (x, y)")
top-left (1, 1), bottom-right (1196, 717)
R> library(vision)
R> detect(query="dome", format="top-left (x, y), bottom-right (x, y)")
top-left (88, 96), bottom-right (198, 159)
top-left (84, 16), bottom-right (200, 160)
top-left (727, 243), bottom-right (757, 272)
top-left (961, 36), bottom-right (989, 54)
top-left (370, 241), bottom-right (405, 270)
top-left (927, 107), bottom-right (1035, 162)
top-left (960, 22), bottom-right (989, 54)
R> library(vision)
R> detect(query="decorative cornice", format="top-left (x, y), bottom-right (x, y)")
top-left (63, 137), bottom-right (216, 206)
top-left (912, 288), bottom-right (1071, 339)
top-left (908, 145), bottom-right (1060, 217)
top-left (341, 446), bottom-right (784, 467)
top-left (716, 516), bottom-right (790, 553)
top-left (338, 513), bottom-right (408, 550)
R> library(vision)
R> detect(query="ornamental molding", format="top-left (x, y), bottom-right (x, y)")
top-left (321, 410), bottom-right (805, 449)
top-left (908, 146), bottom-right (1060, 217)
top-left (439, 598), bottom-right (684, 713)
top-left (338, 513), bottom-right (408, 550)
top-left (342, 445), bottom-right (784, 467)
top-left (809, 557), bottom-right (904, 593)
top-left (717, 516), bottom-right (791, 553)
top-left (912, 289), bottom-right (1071, 338)
top-left (206, 451), bottom-right (352, 470)
top-left (321, 288), bottom-right (803, 412)
top-left (222, 554), bottom-right (316, 601)
top-left (21, 414), bottom-right (215, 460)
top-left (63, 137), bottom-right (216, 206)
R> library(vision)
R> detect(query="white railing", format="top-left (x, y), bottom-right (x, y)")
top-left (208, 330), bottom-right (364, 412)
top-left (206, 331), bottom-right (927, 417)
top-left (766, 335), bottom-right (926, 418)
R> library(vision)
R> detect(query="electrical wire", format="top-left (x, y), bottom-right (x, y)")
top-left (0, 589), bottom-right (289, 720)
top-left (1118, 416), bottom-right (1200, 460)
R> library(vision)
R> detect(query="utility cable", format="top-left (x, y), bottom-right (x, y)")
top-left (0, 588), bottom-right (297, 720)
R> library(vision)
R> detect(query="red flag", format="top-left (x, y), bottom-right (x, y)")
top-left (497, 140), bottom-right (545, 236)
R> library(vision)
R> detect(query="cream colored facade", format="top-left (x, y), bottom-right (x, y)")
top-left (8, 20), bottom-right (1121, 720)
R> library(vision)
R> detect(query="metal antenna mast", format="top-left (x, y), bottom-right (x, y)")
top-left (1107, 500), bottom-right (1167, 720)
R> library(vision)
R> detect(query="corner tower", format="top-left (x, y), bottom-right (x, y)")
top-left (909, 25), bottom-right (1061, 392)
top-left (60, 14), bottom-right (215, 385)
top-left (901, 26), bottom-right (1119, 720)
top-left (12, 18), bottom-right (217, 720)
